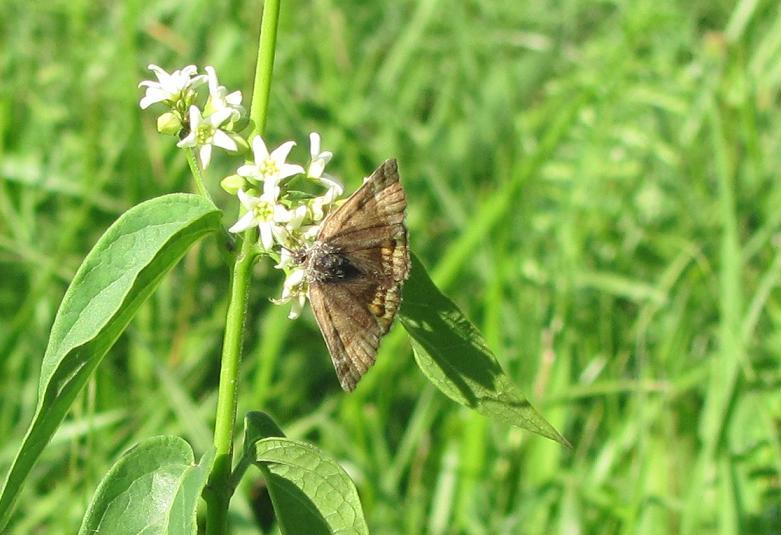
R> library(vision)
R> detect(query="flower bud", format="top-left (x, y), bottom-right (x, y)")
top-left (157, 112), bottom-right (183, 136)
top-left (220, 174), bottom-right (246, 195)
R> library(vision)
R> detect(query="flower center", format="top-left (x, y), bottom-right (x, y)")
top-left (252, 199), bottom-right (274, 221)
top-left (260, 159), bottom-right (279, 178)
top-left (195, 123), bottom-right (214, 145)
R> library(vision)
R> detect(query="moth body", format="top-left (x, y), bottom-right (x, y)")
top-left (301, 242), bottom-right (362, 283)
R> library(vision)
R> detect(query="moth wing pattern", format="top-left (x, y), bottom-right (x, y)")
top-left (309, 280), bottom-right (384, 391)
top-left (308, 158), bottom-right (411, 390)
top-left (319, 158), bottom-right (410, 285)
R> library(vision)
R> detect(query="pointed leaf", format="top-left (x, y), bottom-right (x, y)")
top-left (399, 253), bottom-right (569, 446)
top-left (0, 194), bottom-right (222, 528)
top-left (239, 412), bottom-right (368, 535)
top-left (78, 436), bottom-right (214, 535)
top-left (243, 411), bottom-right (286, 456)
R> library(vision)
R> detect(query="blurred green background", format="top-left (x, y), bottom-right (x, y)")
top-left (1, 0), bottom-right (780, 533)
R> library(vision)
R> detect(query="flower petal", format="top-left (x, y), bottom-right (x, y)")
top-left (147, 64), bottom-right (168, 80)
top-left (199, 144), bottom-right (213, 168)
top-left (310, 197), bottom-right (326, 221)
top-left (271, 224), bottom-right (292, 249)
top-left (276, 163), bottom-right (305, 180)
top-left (270, 140), bottom-right (296, 163)
top-left (309, 133), bottom-right (321, 158)
top-left (208, 108), bottom-right (233, 127)
top-left (251, 135), bottom-right (270, 161)
top-left (205, 66), bottom-right (218, 92)
top-left (302, 225), bottom-right (320, 239)
top-left (307, 155), bottom-right (331, 179)
top-left (288, 299), bottom-right (304, 319)
top-left (228, 212), bottom-right (257, 233)
top-left (139, 91), bottom-right (166, 109)
top-left (237, 188), bottom-right (258, 207)
top-left (262, 181), bottom-right (281, 199)
top-left (225, 90), bottom-right (242, 106)
top-left (288, 291), bottom-right (308, 320)
top-left (212, 129), bottom-right (238, 151)
top-left (188, 106), bottom-right (203, 128)
top-left (237, 163), bottom-right (259, 178)
top-left (286, 268), bottom-right (306, 286)
top-left (273, 204), bottom-right (293, 223)
top-left (180, 65), bottom-right (198, 77)
top-left (275, 248), bottom-right (294, 269)
top-left (259, 222), bottom-right (274, 250)
top-left (287, 205), bottom-right (307, 229)
top-left (317, 173), bottom-right (343, 194)
top-left (176, 131), bottom-right (197, 148)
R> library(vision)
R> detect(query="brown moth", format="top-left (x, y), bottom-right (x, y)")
top-left (296, 159), bottom-right (410, 391)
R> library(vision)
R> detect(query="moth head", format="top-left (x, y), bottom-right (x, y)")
top-left (287, 247), bottom-right (309, 266)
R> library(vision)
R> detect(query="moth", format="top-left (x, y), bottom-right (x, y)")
top-left (296, 159), bottom-right (410, 391)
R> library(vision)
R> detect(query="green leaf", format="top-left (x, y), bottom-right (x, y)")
top-left (78, 436), bottom-right (215, 535)
top-left (399, 253), bottom-right (570, 446)
top-left (0, 194), bottom-right (222, 528)
top-left (239, 411), bottom-right (369, 535)
top-left (168, 447), bottom-right (215, 535)
top-left (242, 411), bottom-right (286, 457)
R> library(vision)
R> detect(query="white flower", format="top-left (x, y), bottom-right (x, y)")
top-left (138, 64), bottom-right (206, 109)
top-left (301, 225), bottom-right (321, 240)
top-left (309, 174), bottom-right (344, 222)
top-left (307, 132), bottom-right (333, 179)
top-left (275, 247), bottom-right (295, 269)
top-left (273, 205), bottom-right (309, 269)
top-left (204, 66), bottom-right (243, 121)
top-left (273, 268), bottom-right (308, 319)
top-left (304, 133), bottom-right (343, 221)
top-left (229, 188), bottom-right (292, 250)
top-left (310, 195), bottom-right (333, 223)
top-left (177, 106), bottom-right (237, 168)
top-left (238, 136), bottom-right (304, 193)
top-left (276, 203), bottom-right (308, 235)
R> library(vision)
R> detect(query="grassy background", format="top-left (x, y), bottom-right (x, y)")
top-left (1, 0), bottom-right (780, 533)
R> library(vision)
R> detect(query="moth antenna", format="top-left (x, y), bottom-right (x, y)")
top-left (277, 227), bottom-right (310, 266)
top-left (279, 228), bottom-right (303, 250)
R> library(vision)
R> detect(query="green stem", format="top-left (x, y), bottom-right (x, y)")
top-left (205, 1), bottom-right (281, 533)
top-left (250, 0), bottom-right (280, 138)
top-left (205, 237), bottom-right (255, 534)
top-left (185, 147), bottom-right (213, 202)
top-left (185, 147), bottom-right (235, 266)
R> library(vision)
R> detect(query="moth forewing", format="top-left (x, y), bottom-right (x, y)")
top-left (304, 159), bottom-right (410, 390)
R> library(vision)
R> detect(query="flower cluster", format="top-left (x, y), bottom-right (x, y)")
top-left (139, 64), bottom-right (246, 168)
top-left (225, 132), bottom-right (343, 318)
top-left (139, 65), bottom-right (344, 319)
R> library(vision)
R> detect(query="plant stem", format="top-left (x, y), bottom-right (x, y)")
top-left (205, 237), bottom-right (255, 534)
top-left (185, 147), bottom-right (236, 266)
top-left (249, 0), bottom-right (280, 138)
top-left (185, 147), bottom-right (213, 202)
top-left (205, 1), bottom-right (281, 533)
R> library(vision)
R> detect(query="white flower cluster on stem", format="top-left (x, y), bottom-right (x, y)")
top-left (139, 64), bottom-right (246, 169)
top-left (139, 65), bottom-right (344, 319)
top-left (227, 132), bottom-right (343, 319)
